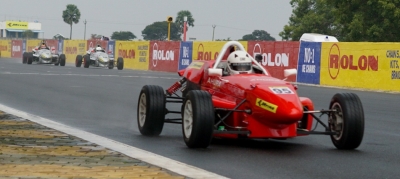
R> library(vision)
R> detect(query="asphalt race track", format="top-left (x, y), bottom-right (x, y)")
top-left (1, 58), bottom-right (399, 179)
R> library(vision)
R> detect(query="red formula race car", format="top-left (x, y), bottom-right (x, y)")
top-left (136, 41), bottom-right (364, 150)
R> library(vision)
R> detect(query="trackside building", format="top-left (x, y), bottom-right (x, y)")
top-left (0, 21), bottom-right (43, 38)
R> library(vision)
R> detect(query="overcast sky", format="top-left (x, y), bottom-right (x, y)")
top-left (0, 0), bottom-right (293, 41)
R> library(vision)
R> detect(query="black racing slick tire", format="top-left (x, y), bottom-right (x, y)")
top-left (59, 54), bottom-right (66, 66)
top-left (75, 55), bottom-right (82, 67)
top-left (181, 90), bottom-right (215, 148)
top-left (137, 85), bottom-right (166, 136)
top-left (22, 52), bottom-right (27, 64)
top-left (117, 57), bottom-right (124, 70)
top-left (83, 55), bottom-right (90, 68)
top-left (329, 93), bottom-right (365, 150)
top-left (27, 52), bottom-right (33, 65)
top-left (108, 60), bottom-right (114, 69)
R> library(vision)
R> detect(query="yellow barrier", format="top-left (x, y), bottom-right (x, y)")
top-left (321, 42), bottom-right (400, 92)
top-left (63, 40), bottom-right (87, 63)
top-left (26, 40), bottom-right (41, 52)
top-left (115, 41), bottom-right (149, 70)
top-left (0, 40), bottom-right (11, 58)
top-left (192, 41), bottom-right (247, 61)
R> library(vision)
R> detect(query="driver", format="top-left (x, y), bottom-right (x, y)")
top-left (95, 46), bottom-right (103, 52)
top-left (226, 50), bottom-right (253, 75)
top-left (40, 43), bottom-right (48, 49)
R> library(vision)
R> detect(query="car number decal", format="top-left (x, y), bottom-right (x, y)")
top-left (255, 98), bottom-right (278, 113)
top-left (269, 87), bottom-right (294, 94)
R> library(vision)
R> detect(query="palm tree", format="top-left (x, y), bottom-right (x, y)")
top-left (62, 4), bottom-right (81, 39)
top-left (175, 10), bottom-right (195, 34)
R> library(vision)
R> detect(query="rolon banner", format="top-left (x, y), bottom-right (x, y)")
top-left (149, 41), bottom-right (180, 72)
top-left (87, 40), bottom-right (108, 51)
top-left (320, 42), bottom-right (400, 92)
top-left (192, 41), bottom-right (248, 61)
top-left (0, 40), bottom-right (11, 58)
top-left (45, 39), bottom-right (59, 55)
top-left (63, 40), bottom-right (87, 63)
top-left (296, 42), bottom-right (321, 84)
top-left (247, 41), bottom-right (300, 81)
top-left (11, 40), bottom-right (22, 58)
top-left (115, 41), bottom-right (149, 70)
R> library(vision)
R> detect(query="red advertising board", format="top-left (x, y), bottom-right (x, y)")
top-left (247, 41), bottom-right (300, 81)
top-left (87, 40), bottom-right (108, 51)
top-left (45, 39), bottom-right (59, 54)
top-left (149, 41), bottom-right (180, 72)
top-left (11, 40), bottom-right (22, 58)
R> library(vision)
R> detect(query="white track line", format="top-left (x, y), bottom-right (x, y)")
top-left (0, 103), bottom-right (229, 179)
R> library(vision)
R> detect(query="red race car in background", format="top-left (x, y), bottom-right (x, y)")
top-left (136, 41), bottom-right (364, 150)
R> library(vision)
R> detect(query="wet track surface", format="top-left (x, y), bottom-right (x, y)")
top-left (0, 58), bottom-right (399, 179)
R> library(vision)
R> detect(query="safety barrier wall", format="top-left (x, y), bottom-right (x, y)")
top-left (1, 39), bottom-right (399, 92)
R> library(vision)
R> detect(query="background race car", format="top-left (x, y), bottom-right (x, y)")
top-left (75, 45), bottom-right (123, 70)
top-left (22, 42), bottom-right (66, 66)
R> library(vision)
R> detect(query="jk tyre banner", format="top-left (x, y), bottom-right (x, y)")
top-left (115, 41), bottom-right (149, 70)
top-left (87, 40), bottom-right (108, 51)
top-left (45, 40), bottom-right (59, 55)
top-left (321, 42), bottom-right (400, 92)
top-left (247, 41), bottom-right (299, 81)
top-left (149, 41), bottom-right (180, 72)
top-left (296, 42), bottom-right (321, 84)
top-left (107, 41), bottom-right (115, 60)
top-left (179, 41), bottom-right (193, 70)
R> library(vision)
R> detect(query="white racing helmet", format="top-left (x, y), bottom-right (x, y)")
top-left (95, 47), bottom-right (102, 51)
top-left (226, 50), bottom-right (253, 75)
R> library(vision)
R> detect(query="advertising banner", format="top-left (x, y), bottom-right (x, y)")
top-left (26, 40), bottom-right (41, 52)
top-left (178, 41), bottom-right (193, 70)
top-left (107, 41), bottom-right (115, 60)
top-left (87, 40), bottom-right (108, 51)
top-left (11, 40), bottom-right (22, 58)
top-left (321, 42), bottom-right (400, 92)
top-left (58, 40), bottom-right (63, 55)
top-left (247, 41), bottom-right (300, 81)
top-left (115, 41), bottom-right (149, 70)
top-left (6, 21), bottom-right (28, 30)
top-left (296, 42), bottom-right (321, 84)
top-left (0, 40), bottom-right (11, 58)
top-left (63, 40), bottom-right (87, 63)
top-left (22, 39), bottom-right (26, 54)
top-left (149, 41), bottom-right (180, 72)
top-left (45, 39), bottom-right (59, 54)
top-left (192, 41), bottom-right (248, 61)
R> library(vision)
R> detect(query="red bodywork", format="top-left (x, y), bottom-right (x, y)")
top-left (178, 60), bottom-right (314, 139)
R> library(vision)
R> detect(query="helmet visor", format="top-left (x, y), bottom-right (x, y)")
top-left (230, 63), bottom-right (251, 71)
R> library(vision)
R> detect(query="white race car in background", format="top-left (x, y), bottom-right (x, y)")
top-left (75, 47), bottom-right (124, 70)
top-left (22, 46), bottom-right (66, 66)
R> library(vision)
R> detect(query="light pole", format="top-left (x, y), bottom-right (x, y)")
top-left (68, 13), bottom-right (76, 39)
top-left (212, 25), bottom-right (216, 41)
top-left (83, 19), bottom-right (87, 40)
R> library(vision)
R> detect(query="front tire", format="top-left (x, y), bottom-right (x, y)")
top-left (108, 60), bottom-right (114, 69)
top-left (117, 57), bottom-right (124, 70)
top-left (27, 52), bottom-right (33, 65)
top-left (137, 85), bottom-right (166, 136)
top-left (83, 55), bottom-right (90, 68)
top-left (75, 55), bottom-right (82, 67)
top-left (182, 90), bottom-right (215, 148)
top-left (59, 54), bottom-right (66, 66)
top-left (22, 52), bottom-right (27, 64)
top-left (329, 93), bottom-right (364, 150)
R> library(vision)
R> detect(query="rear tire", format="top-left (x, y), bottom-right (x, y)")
top-left (27, 52), bottom-right (33, 65)
top-left (117, 57), bottom-right (124, 70)
top-left (59, 54), bottom-right (66, 66)
top-left (182, 90), bottom-right (215, 148)
top-left (329, 93), bottom-right (364, 150)
top-left (83, 55), bottom-right (90, 68)
top-left (75, 55), bottom-right (82, 67)
top-left (137, 85), bottom-right (166, 136)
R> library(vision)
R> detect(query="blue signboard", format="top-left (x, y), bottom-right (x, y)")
top-left (296, 42), bottom-right (321, 84)
top-left (22, 39), bottom-right (26, 54)
top-left (58, 40), bottom-right (63, 55)
top-left (107, 40), bottom-right (115, 59)
top-left (178, 41), bottom-right (193, 70)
